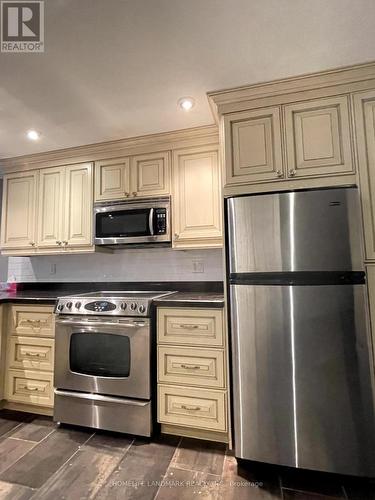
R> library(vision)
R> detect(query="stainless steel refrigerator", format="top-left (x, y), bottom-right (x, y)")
top-left (227, 187), bottom-right (375, 476)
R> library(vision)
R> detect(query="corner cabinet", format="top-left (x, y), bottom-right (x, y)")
top-left (1, 163), bottom-right (94, 255)
top-left (1, 171), bottom-right (38, 251)
top-left (172, 145), bottom-right (223, 249)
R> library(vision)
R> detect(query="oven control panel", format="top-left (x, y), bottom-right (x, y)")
top-left (55, 298), bottom-right (151, 317)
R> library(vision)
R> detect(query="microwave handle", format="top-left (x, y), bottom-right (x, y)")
top-left (149, 208), bottom-right (154, 236)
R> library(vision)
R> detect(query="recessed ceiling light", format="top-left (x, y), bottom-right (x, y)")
top-left (27, 129), bottom-right (41, 141)
top-left (178, 97), bottom-right (195, 111)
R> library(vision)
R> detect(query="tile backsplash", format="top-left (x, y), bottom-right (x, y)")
top-left (7, 248), bottom-right (223, 283)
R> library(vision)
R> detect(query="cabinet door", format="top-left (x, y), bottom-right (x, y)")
top-left (94, 158), bottom-right (130, 202)
top-left (223, 107), bottom-right (284, 186)
top-left (366, 265), bottom-right (375, 367)
top-left (172, 145), bottom-right (222, 248)
top-left (354, 90), bottom-right (375, 260)
top-left (131, 151), bottom-right (170, 197)
top-left (1, 171), bottom-right (38, 249)
top-left (284, 96), bottom-right (354, 178)
top-left (63, 163), bottom-right (93, 247)
top-left (37, 167), bottom-right (64, 248)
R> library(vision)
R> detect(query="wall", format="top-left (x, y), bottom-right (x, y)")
top-left (7, 248), bottom-right (223, 283)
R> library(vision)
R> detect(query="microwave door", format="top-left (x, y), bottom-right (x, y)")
top-left (95, 207), bottom-right (153, 244)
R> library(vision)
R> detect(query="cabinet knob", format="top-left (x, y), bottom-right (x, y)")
top-left (276, 170), bottom-right (283, 178)
top-left (289, 169), bottom-right (296, 177)
top-left (63, 241), bottom-right (68, 246)
top-left (132, 192), bottom-right (137, 197)
top-left (56, 241), bottom-right (62, 246)
top-left (174, 233), bottom-right (179, 240)
top-left (125, 192), bottom-right (130, 197)
top-left (29, 242), bottom-right (35, 247)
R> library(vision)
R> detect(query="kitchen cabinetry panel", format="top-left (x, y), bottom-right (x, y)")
top-left (64, 163), bottom-right (93, 247)
top-left (8, 336), bottom-right (54, 372)
top-left (158, 307), bottom-right (224, 347)
top-left (37, 167), bottom-right (64, 248)
top-left (9, 305), bottom-right (55, 338)
top-left (94, 158), bottom-right (130, 201)
top-left (224, 107), bottom-right (283, 185)
top-left (5, 369), bottom-right (54, 407)
top-left (132, 151), bottom-right (170, 197)
top-left (158, 385), bottom-right (227, 432)
top-left (1, 171), bottom-right (38, 250)
top-left (284, 96), bottom-right (353, 178)
top-left (158, 346), bottom-right (226, 389)
top-left (354, 90), bottom-right (375, 260)
top-left (172, 145), bottom-right (222, 248)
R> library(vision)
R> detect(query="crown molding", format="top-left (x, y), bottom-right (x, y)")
top-left (0, 124), bottom-right (219, 173)
top-left (208, 60), bottom-right (375, 115)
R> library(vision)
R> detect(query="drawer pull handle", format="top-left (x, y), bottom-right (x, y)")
top-left (20, 386), bottom-right (41, 392)
top-left (25, 352), bottom-right (46, 358)
top-left (181, 404), bottom-right (201, 411)
top-left (179, 324), bottom-right (199, 329)
top-left (180, 364), bottom-right (201, 370)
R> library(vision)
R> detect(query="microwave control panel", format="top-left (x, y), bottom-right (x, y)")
top-left (155, 208), bottom-right (167, 234)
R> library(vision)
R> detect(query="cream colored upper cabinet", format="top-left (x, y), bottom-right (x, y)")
top-left (37, 167), bottom-right (65, 249)
top-left (94, 158), bottom-right (130, 202)
top-left (63, 163), bottom-right (93, 247)
top-left (354, 90), bottom-right (375, 260)
top-left (284, 96), bottom-right (354, 178)
top-left (1, 171), bottom-right (38, 250)
top-left (172, 145), bottom-right (222, 249)
top-left (131, 152), bottom-right (170, 197)
top-left (223, 106), bottom-right (284, 186)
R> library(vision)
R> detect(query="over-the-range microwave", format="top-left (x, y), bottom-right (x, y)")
top-left (94, 197), bottom-right (171, 247)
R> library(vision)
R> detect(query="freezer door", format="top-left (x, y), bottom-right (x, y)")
top-left (230, 283), bottom-right (375, 476)
top-left (227, 187), bottom-right (363, 273)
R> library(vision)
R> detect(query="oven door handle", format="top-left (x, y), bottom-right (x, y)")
top-left (54, 389), bottom-right (149, 407)
top-left (148, 208), bottom-right (154, 236)
top-left (55, 319), bottom-right (148, 329)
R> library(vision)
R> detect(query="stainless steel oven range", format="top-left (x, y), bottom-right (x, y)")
top-left (54, 291), bottom-right (172, 437)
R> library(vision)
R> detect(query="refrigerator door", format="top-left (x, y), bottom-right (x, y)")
top-left (230, 283), bottom-right (375, 476)
top-left (227, 187), bottom-right (363, 273)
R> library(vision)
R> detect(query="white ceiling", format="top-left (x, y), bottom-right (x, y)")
top-left (1, 0), bottom-right (375, 159)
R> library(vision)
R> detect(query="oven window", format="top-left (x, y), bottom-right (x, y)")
top-left (96, 209), bottom-right (151, 238)
top-left (70, 333), bottom-right (130, 377)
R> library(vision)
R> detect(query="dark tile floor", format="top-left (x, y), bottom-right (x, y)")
top-left (0, 410), bottom-right (374, 499)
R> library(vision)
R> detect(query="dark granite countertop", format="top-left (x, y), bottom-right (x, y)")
top-left (154, 291), bottom-right (224, 308)
top-left (0, 282), bottom-right (224, 307)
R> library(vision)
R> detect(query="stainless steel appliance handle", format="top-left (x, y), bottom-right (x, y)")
top-left (54, 389), bottom-right (149, 407)
top-left (149, 208), bottom-right (154, 236)
top-left (55, 319), bottom-right (148, 328)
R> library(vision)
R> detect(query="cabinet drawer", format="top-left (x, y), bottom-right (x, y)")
top-left (157, 308), bottom-right (224, 347)
top-left (8, 337), bottom-right (54, 371)
top-left (158, 346), bottom-right (226, 389)
top-left (158, 385), bottom-right (227, 432)
top-left (5, 369), bottom-right (54, 407)
top-left (9, 305), bottom-right (55, 337)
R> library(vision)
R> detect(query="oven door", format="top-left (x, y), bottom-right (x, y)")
top-left (54, 317), bottom-right (150, 399)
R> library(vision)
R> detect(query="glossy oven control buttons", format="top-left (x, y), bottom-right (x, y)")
top-left (130, 302), bottom-right (137, 311)
top-left (120, 302), bottom-right (127, 310)
top-left (138, 305), bottom-right (146, 314)
top-left (66, 302), bottom-right (73, 309)
top-left (75, 302), bottom-right (82, 309)
top-left (57, 304), bottom-right (64, 311)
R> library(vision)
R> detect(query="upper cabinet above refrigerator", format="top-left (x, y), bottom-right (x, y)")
top-left (227, 187), bottom-right (364, 274)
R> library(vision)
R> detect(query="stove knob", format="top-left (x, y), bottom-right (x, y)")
top-left (130, 302), bottom-right (137, 311)
top-left (75, 301), bottom-right (82, 309)
top-left (66, 302), bottom-right (73, 309)
top-left (120, 302), bottom-right (127, 310)
top-left (57, 304), bottom-right (64, 312)
top-left (138, 305), bottom-right (146, 314)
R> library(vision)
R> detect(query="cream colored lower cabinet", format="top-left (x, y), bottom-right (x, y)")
top-left (172, 145), bottom-right (223, 249)
top-left (3, 304), bottom-right (55, 415)
top-left (157, 307), bottom-right (228, 443)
